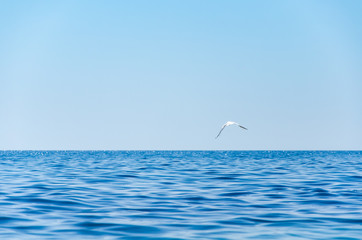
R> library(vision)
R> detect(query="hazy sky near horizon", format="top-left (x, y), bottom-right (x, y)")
top-left (1, 0), bottom-right (361, 150)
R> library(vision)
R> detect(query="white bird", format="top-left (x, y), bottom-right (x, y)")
top-left (215, 121), bottom-right (248, 139)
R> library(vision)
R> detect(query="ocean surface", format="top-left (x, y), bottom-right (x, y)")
top-left (0, 151), bottom-right (361, 240)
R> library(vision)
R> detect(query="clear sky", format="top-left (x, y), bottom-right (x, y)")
top-left (1, 0), bottom-right (361, 150)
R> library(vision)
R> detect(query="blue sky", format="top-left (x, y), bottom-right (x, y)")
top-left (1, 0), bottom-right (361, 150)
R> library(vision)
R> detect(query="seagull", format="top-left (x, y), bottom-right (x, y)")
top-left (215, 121), bottom-right (248, 139)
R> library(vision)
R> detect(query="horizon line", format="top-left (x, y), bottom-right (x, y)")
top-left (1, 149), bottom-right (361, 152)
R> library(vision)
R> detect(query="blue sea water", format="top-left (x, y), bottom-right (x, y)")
top-left (0, 151), bottom-right (361, 240)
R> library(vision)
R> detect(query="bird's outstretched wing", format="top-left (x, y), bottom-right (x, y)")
top-left (215, 124), bottom-right (227, 139)
top-left (237, 124), bottom-right (248, 130)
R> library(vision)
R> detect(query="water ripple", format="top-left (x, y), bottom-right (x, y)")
top-left (0, 151), bottom-right (361, 239)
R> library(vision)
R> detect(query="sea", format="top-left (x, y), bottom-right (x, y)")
top-left (0, 151), bottom-right (361, 240)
